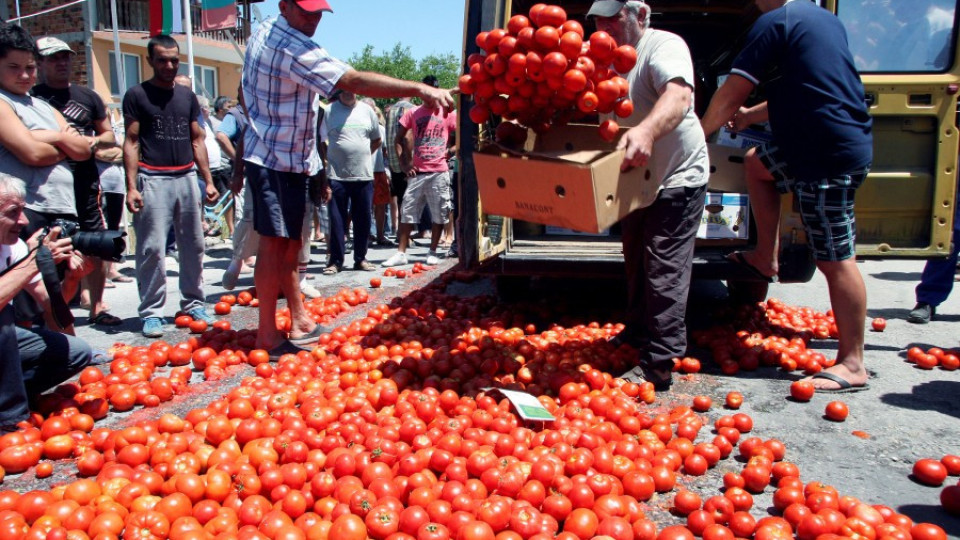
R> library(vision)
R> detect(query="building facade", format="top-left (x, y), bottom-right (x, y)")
top-left (1, 0), bottom-right (261, 107)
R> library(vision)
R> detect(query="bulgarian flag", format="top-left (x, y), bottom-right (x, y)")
top-left (201, 0), bottom-right (237, 31)
top-left (149, 0), bottom-right (184, 35)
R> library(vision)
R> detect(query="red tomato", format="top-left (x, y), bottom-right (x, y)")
top-left (725, 392), bottom-right (744, 409)
top-left (692, 395), bottom-right (712, 412)
top-left (940, 485), bottom-right (960, 515)
top-left (213, 302), bottom-right (231, 315)
top-left (536, 6), bottom-right (566, 28)
top-left (188, 319), bottom-right (208, 334)
top-left (913, 458), bottom-right (948, 486)
top-left (870, 318), bottom-right (886, 331)
top-left (598, 119), bottom-right (619, 142)
top-left (789, 380), bottom-right (815, 402)
top-left (174, 315), bottom-right (193, 328)
top-left (657, 524), bottom-right (696, 540)
top-left (824, 401), bottom-right (848, 422)
top-left (911, 523), bottom-right (947, 540)
top-left (330, 513), bottom-right (367, 540)
top-left (370, 277), bottom-right (382, 288)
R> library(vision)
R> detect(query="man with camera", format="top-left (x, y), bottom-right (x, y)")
top-left (0, 173), bottom-right (93, 432)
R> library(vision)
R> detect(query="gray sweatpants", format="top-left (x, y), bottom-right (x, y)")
top-left (133, 172), bottom-right (206, 319)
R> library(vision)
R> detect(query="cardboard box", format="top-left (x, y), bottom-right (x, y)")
top-left (473, 125), bottom-right (657, 234)
top-left (544, 225), bottom-right (611, 237)
top-left (715, 126), bottom-right (772, 149)
top-left (708, 143), bottom-right (747, 193)
top-left (698, 193), bottom-right (750, 240)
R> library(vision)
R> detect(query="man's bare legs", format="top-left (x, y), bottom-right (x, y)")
top-left (428, 223), bottom-right (444, 253)
top-left (394, 222), bottom-right (413, 254)
top-left (255, 236), bottom-right (316, 350)
top-left (733, 148), bottom-right (780, 278)
top-left (807, 258), bottom-right (868, 389)
top-left (86, 259), bottom-right (110, 319)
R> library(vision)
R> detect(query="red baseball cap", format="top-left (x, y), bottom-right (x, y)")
top-left (293, 0), bottom-right (333, 13)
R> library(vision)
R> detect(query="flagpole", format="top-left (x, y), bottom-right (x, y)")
top-left (110, 0), bottom-right (125, 92)
top-left (183, 0), bottom-right (196, 94)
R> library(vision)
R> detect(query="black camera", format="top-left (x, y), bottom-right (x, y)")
top-left (50, 219), bottom-right (127, 262)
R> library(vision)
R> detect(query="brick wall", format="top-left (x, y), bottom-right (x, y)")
top-left (5, 0), bottom-right (89, 85)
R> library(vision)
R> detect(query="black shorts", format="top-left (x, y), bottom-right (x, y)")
top-left (390, 170), bottom-right (408, 199)
top-left (756, 142), bottom-right (869, 262)
top-left (246, 162), bottom-right (308, 239)
top-left (73, 164), bottom-right (105, 232)
top-left (211, 167), bottom-right (231, 197)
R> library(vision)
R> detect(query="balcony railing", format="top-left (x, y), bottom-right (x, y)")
top-left (94, 0), bottom-right (251, 45)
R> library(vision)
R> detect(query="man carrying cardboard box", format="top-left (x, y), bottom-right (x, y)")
top-left (588, 0), bottom-right (709, 391)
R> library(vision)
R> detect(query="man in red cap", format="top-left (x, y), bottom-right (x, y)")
top-left (242, 0), bottom-right (455, 358)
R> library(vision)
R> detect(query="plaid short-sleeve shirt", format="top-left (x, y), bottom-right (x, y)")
top-left (242, 15), bottom-right (350, 174)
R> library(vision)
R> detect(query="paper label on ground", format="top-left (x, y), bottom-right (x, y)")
top-left (483, 388), bottom-right (555, 422)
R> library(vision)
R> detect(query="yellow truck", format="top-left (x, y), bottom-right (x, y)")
top-left (457, 0), bottom-right (959, 301)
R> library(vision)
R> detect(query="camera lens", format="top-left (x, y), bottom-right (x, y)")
top-left (71, 230), bottom-right (127, 262)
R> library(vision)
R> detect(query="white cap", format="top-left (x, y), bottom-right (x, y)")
top-left (36, 37), bottom-right (76, 56)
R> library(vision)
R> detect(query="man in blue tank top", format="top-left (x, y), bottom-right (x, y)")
top-left (702, 0), bottom-right (873, 392)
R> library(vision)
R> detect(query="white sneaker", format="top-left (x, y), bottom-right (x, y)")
top-left (426, 251), bottom-right (440, 266)
top-left (381, 252), bottom-right (408, 267)
top-left (300, 280), bottom-right (322, 299)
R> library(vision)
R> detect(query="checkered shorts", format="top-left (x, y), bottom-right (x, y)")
top-left (756, 142), bottom-right (869, 262)
top-left (400, 171), bottom-right (452, 225)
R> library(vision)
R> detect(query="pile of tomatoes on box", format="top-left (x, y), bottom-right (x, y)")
top-left (0, 276), bottom-right (953, 540)
top-left (459, 3), bottom-right (637, 144)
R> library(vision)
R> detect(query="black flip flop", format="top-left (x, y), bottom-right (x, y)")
top-left (289, 324), bottom-right (327, 346)
top-left (729, 252), bottom-right (778, 283)
top-left (89, 312), bottom-right (123, 326)
top-left (268, 340), bottom-right (308, 361)
top-left (809, 371), bottom-right (870, 393)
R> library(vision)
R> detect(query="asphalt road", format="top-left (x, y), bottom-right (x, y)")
top-left (21, 238), bottom-right (960, 537)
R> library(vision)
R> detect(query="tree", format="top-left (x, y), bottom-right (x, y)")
top-left (346, 43), bottom-right (461, 111)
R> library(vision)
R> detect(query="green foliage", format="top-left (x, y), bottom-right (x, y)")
top-left (345, 43), bottom-right (461, 111)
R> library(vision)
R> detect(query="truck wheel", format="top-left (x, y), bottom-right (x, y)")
top-left (495, 275), bottom-right (531, 301)
top-left (726, 280), bottom-right (769, 305)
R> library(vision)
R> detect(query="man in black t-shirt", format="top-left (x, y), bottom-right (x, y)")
top-left (32, 36), bottom-right (121, 327)
top-left (122, 34), bottom-right (219, 338)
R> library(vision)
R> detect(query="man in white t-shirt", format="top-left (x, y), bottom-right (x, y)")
top-left (0, 174), bottom-right (93, 431)
top-left (588, 0), bottom-right (709, 391)
top-left (319, 89), bottom-right (381, 273)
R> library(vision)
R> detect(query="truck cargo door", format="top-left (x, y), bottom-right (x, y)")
top-left (833, 0), bottom-right (960, 257)
top-left (460, 0), bottom-right (512, 268)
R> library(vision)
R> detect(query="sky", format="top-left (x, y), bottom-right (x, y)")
top-left (254, 0), bottom-right (467, 61)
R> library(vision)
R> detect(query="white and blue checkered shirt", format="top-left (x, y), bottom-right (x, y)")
top-left (242, 16), bottom-right (350, 174)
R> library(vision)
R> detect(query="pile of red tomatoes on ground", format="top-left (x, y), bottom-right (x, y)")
top-left (0, 277), bottom-right (952, 540)
top-left (459, 3), bottom-right (637, 143)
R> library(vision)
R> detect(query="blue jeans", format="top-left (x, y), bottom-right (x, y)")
top-left (328, 180), bottom-right (373, 268)
top-left (916, 197), bottom-right (960, 307)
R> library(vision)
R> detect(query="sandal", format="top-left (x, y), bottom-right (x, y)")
top-left (108, 275), bottom-right (134, 283)
top-left (89, 312), bottom-right (123, 326)
top-left (104, 280), bottom-right (116, 289)
top-left (321, 265), bottom-right (340, 276)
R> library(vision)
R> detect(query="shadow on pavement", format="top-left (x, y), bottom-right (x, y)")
top-left (880, 380), bottom-right (960, 420)
top-left (870, 271), bottom-right (922, 282)
top-left (897, 504), bottom-right (960, 537)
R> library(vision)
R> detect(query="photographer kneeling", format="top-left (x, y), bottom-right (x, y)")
top-left (0, 174), bottom-right (93, 432)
